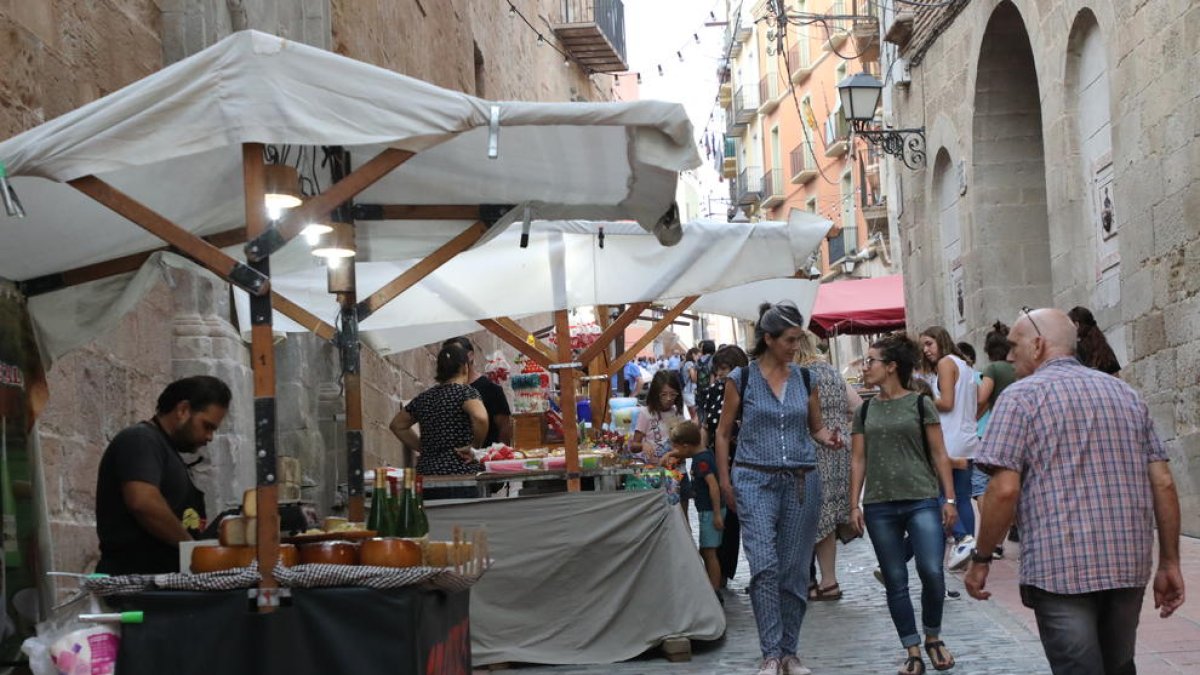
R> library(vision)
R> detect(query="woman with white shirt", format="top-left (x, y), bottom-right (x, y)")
top-left (919, 326), bottom-right (979, 568)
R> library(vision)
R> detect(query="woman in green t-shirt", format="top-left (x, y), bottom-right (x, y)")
top-left (849, 334), bottom-right (959, 674)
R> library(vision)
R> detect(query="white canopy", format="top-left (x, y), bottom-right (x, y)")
top-left (0, 30), bottom-right (706, 361)
top-left (686, 278), bottom-right (822, 324)
top-left (231, 213), bottom-right (832, 355)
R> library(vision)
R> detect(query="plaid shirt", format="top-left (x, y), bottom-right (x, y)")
top-left (977, 357), bottom-right (1168, 595)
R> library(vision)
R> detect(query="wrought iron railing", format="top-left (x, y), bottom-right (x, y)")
top-left (738, 166), bottom-right (763, 204)
top-left (556, 0), bottom-right (627, 63)
top-left (762, 167), bottom-right (784, 199)
top-left (790, 143), bottom-right (811, 178)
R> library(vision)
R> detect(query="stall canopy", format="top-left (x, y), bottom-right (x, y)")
top-left (0, 30), bottom-right (702, 363)
top-left (685, 278), bottom-right (821, 326)
top-left (808, 274), bottom-right (906, 338)
top-left (230, 214), bottom-right (833, 354)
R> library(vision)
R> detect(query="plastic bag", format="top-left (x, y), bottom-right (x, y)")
top-left (484, 350), bottom-right (512, 384)
top-left (22, 594), bottom-right (120, 675)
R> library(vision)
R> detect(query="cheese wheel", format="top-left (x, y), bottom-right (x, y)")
top-left (425, 541), bottom-right (449, 567)
top-left (218, 517), bottom-right (246, 546)
top-left (242, 488), bottom-right (257, 518)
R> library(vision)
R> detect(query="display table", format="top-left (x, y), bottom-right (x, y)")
top-left (427, 490), bottom-right (725, 666)
top-left (424, 467), bottom-right (639, 499)
top-left (110, 586), bottom-right (469, 675)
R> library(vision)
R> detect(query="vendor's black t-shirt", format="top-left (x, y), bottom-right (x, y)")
top-left (95, 421), bottom-right (196, 575)
top-left (471, 376), bottom-right (512, 446)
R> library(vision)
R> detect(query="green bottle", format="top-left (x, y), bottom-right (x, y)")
top-left (381, 475), bottom-right (399, 537)
top-left (412, 473), bottom-right (429, 538)
top-left (366, 468), bottom-right (387, 532)
top-left (398, 468), bottom-right (418, 538)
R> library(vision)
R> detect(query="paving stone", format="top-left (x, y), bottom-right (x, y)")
top-left (486, 512), bottom-right (1054, 674)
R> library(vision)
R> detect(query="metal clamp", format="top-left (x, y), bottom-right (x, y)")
top-left (547, 362), bottom-right (583, 371)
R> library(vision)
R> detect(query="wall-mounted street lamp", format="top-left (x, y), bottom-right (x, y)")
top-left (836, 72), bottom-right (926, 170)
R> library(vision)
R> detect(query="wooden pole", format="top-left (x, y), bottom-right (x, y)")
top-left (244, 148), bottom-right (415, 261)
top-left (476, 319), bottom-right (553, 370)
top-left (609, 297), bottom-right (700, 374)
top-left (325, 148), bottom-right (367, 523)
top-left (554, 309), bottom-right (581, 492)
top-left (575, 302), bottom-right (650, 367)
top-left (243, 143), bottom-right (279, 610)
top-left (68, 177), bottom-right (269, 296)
top-left (589, 305), bottom-right (613, 431)
top-left (355, 221), bottom-right (489, 321)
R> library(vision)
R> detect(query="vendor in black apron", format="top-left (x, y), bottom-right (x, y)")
top-left (95, 376), bottom-right (231, 575)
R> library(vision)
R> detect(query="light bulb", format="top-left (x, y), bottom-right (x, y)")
top-left (300, 223), bottom-right (333, 246)
top-left (266, 203), bottom-right (283, 221)
top-left (563, 59), bottom-right (570, 68)
top-left (327, 256), bottom-right (343, 270)
top-left (536, 34), bottom-right (545, 46)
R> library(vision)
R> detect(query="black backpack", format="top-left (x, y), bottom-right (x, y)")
top-left (857, 393), bottom-right (934, 467)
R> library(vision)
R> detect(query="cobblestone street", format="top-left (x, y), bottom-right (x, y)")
top-left (485, 518), bottom-right (1200, 675)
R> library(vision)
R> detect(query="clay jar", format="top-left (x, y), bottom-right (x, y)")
top-left (360, 538), bottom-right (422, 568)
top-left (298, 540), bottom-right (360, 565)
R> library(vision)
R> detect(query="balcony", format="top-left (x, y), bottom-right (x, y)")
top-left (823, 2), bottom-right (851, 54)
top-left (788, 41), bottom-right (815, 84)
top-left (850, 0), bottom-right (880, 63)
top-left (733, 86), bottom-right (759, 126)
top-left (884, 10), bottom-right (916, 48)
top-left (716, 55), bottom-right (731, 83)
top-left (758, 73), bottom-right (781, 114)
top-left (824, 112), bottom-right (850, 158)
top-left (719, 82), bottom-right (733, 109)
top-left (726, 23), bottom-right (743, 57)
top-left (722, 136), bottom-right (739, 179)
top-left (761, 168), bottom-right (785, 209)
top-left (790, 143), bottom-right (818, 184)
top-left (737, 166), bottom-right (763, 205)
top-left (828, 225), bottom-right (858, 267)
top-left (551, 0), bottom-right (628, 73)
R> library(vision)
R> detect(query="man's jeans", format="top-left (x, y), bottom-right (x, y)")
top-left (1020, 585), bottom-right (1144, 675)
top-left (864, 498), bottom-right (946, 648)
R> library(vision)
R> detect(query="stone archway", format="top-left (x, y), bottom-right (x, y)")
top-left (932, 149), bottom-right (967, 335)
top-left (970, 1), bottom-right (1052, 322)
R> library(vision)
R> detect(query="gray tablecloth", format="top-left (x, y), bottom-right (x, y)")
top-left (427, 490), bottom-right (726, 665)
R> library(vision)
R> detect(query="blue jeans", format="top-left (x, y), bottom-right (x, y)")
top-left (949, 463), bottom-right (975, 541)
top-left (864, 498), bottom-right (947, 648)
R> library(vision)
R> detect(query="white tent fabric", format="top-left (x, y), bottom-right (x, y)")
top-left (685, 278), bottom-right (822, 324)
top-left (0, 30), bottom-right (704, 361)
top-left (230, 213), bottom-right (832, 355)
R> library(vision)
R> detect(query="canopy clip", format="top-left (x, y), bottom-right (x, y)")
top-left (0, 163), bottom-right (25, 218)
top-left (487, 105), bottom-right (501, 159)
top-left (519, 205), bottom-right (532, 249)
top-left (598, 226), bottom-right (605, 249)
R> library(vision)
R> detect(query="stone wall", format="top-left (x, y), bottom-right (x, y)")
top-left (892, 0), bottom-right (1200, 534)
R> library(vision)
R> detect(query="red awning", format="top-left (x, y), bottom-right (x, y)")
top-left (809, 275), bottom-right (906, 338)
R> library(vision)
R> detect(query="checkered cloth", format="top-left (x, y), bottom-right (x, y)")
top-left (274, 563), bottom-right (488, 592)
top-left (82, 563), bottom-right (262, 596)
top-left (81, 560), bottom-right (488, 596)
top-left (977, 357), bottom-right (1169, 595)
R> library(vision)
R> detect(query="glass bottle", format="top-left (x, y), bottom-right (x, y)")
top-left (366, 467), bottom-right (387, 533)
top-left (411, 473), bottom-right (429, 538)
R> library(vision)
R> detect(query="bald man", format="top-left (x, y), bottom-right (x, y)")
top-left (965, 308), bottom-right (1184, 675)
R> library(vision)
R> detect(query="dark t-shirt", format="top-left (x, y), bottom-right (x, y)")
top-left (471, 376), bottom-right (512, 446)
top-left (96, 421), bottom-right (198, 574)
top-left (690, 450), bottom-right (719, 511)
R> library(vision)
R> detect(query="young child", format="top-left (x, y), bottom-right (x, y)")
top-left (664, 421), bottom-right (725, 598)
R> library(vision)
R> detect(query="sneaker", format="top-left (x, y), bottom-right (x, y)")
top-left (947, 536), bottom-right (975, 571)
top-left (946, 588), bottom-right (961, 599)
top-left (873, 567), bottom-right (885, 585)
top-left (993, 546), bottom-right (1005, 560)
top-left (780, 655), bottom-right (812, 675)
top-left (756, 657), bottom-right (781, 675)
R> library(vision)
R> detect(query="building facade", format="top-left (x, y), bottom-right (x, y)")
top-left (883, 0), bottom-right (1199, 533)
top-left (0, 0), bottom-right (623, 594)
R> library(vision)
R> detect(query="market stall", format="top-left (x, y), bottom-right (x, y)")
top-left (808, 274), bottom-right (906, 338)
top-left (0, 29), bottom-right (705, 671)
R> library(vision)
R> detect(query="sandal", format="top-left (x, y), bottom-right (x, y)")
top-left (924, 641), bottom-right (955, 671)
top-left (898, 655), bottom-right (925, 674)
top-left (808, 582), bottom-right (843, 601)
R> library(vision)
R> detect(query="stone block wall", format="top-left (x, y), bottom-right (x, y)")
top-left (892, 0), bottom-right (1200, 534)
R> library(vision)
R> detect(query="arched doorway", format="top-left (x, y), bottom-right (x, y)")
top-left (1065, 9), bottom-right (1124, 360)
top-left (971, 1), bottom-right (1052, 322)
top-left (932, 149), bottom-right (966, 336)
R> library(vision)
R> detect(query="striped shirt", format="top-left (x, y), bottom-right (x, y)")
top-left (728, 363), bottom-right (816, 469)
top-left (976, 357), bottom-right (1168, 595)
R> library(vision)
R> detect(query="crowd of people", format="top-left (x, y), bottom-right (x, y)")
top-left (641, 302), bottom-right (1183, 675)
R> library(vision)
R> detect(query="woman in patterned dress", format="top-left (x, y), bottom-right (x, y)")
top-left (389, 343), bottom-right (488, 499)
top-left (795, 331), bottom-right (861, 601)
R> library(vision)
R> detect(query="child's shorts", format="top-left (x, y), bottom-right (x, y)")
top-left (971, 464), bottom-right (990, 498)
top-left (698, 508), bottom-right (727, 548)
